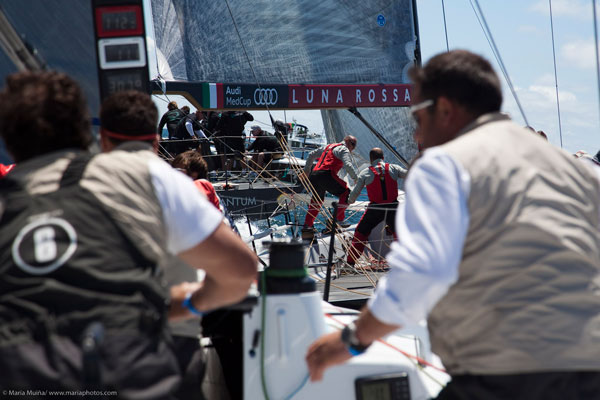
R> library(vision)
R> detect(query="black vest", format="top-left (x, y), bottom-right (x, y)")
top-left (0, 153), bottom-right (168, 342)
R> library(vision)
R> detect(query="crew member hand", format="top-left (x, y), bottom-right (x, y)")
top-left (305, 330), bottom-right (353, 382)
top-left (168, 281), bottom-right (204, 321)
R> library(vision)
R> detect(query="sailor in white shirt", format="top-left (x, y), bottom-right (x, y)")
top-left (306, 50), bottom-right (600, 400)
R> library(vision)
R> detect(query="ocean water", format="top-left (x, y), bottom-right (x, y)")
top-left (237, 190), bottom-right (370, 241)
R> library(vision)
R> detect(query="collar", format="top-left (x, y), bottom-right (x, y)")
top-left (370, 158), bottom-right (384, 167)
top-left (455, 112), bottom-right (511, 140)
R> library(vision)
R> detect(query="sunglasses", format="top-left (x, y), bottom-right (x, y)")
top-left (409, 99), bottom-right (435, 116)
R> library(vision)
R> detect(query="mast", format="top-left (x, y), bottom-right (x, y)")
top-left (0, 6), bottom-right (45, 71)
top-left (347, 107), bottom-right (409, 168)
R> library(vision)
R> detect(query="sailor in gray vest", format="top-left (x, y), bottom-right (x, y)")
top-left (346, 147), bottom-right (407, 267)
top-left (0, 72), bottom-right (257, 397)
top-left (306, 50), bottom-right (600, 399)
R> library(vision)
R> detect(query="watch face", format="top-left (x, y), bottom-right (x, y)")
top-left (341, 323), bottom-right (353, 346)
top-left (342, 322), bottom-right (370, 354)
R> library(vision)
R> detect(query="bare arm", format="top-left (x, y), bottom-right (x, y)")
top-left (169, 222), bottom-right (258, 319)
top-left (150, 162), bottom-right (258, 319)
top-left (348, 169), bottom-right (368, 204)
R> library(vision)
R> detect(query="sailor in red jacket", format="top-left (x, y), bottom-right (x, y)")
top-left (346, 148), bottom-right (407, 266)
top-left (302, 135), bottom-right (358, 230)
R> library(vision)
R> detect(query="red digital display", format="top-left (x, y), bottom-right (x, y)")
top-left (95, 5), bottom-right (143, 38)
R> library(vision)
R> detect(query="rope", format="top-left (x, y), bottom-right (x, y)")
top-left (223, 133), bottom-right (398, 278)
top-left (469, 0), bottom-right (529, 126)
top-left (593, 0), bottom-right (600, 130)
top-left (548, 0), bottom-right (564, 148)
top-left (441, 0), bottom-right (450, 52)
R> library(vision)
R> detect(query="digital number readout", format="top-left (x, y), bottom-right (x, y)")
top-left (101, 11), bottom-right (138, 32)
top-left (104, 43), bottom-right (140, 62)
top-left (103, 70), bottom-right (145, 95)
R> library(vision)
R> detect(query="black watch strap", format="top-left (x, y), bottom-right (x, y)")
top-left (341, 322), bottom-right (370, 355)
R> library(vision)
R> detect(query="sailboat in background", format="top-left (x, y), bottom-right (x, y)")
top-left (148, 0), bottom-right (420, 294)
top-left (148, 0), bottom-right (419, 166)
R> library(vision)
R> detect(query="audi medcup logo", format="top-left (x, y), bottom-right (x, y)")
top-left (254, 88), bottom-right (278, 106)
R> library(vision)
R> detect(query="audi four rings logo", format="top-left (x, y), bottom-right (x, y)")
top-left (254, 88), bottom-right (278, 105)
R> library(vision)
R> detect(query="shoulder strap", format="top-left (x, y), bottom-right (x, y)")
top-left (59, 153), bottom-right (94, 188)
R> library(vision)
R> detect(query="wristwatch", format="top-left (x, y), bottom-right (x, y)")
top-left (341, 321), bottom-right (371, 356)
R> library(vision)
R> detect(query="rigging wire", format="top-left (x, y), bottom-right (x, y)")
top-left (469, 0), bottom-right (530, 127)
top-left (548, 0), bottom-right (564, 148)
top-left (221, 0), bottom-right (394, 278)
top-left (223, 0), bottom-right (274, 120)
top-left (441, 0), bottom-right (450, 52)
top-left (593, 0), bottom-right (600, 130)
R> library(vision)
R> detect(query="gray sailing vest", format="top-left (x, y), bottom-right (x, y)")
top-left (428, 113), bottom-right (600, 375)
top-left (0, 149), bottom-right (179, 393)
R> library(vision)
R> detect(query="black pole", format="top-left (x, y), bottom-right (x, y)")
top-left (347, 107), bottom-right (409, 168)
top-left (283, 200), bottom-right (295, 238)
top-left (302, 134), bottom-right (308, 159)
top-left (246, 211), bottom-right (257, 253)
top-left (266, 217), bottom-right (274, 240)
top-left (323, 202), bottom-right (338, 302)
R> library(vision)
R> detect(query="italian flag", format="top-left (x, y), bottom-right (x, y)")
top-left (201, 83), bottom-right (223, 109)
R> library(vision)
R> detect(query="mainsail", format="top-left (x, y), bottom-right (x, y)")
top-left (150, 0), bottom-right (420, 164)
top-left (0, 1), bottom-right (421, 164)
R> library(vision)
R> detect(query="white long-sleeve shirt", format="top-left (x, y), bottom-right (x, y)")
top-left (186, 119), bottom-right (207, 139)
top-left (367, 147), bottom-right (470, 327)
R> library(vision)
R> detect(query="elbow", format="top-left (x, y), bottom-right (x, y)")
top-left (218, 252), bottom-right (258, 305)
top-left (239, 252), bottom-right (259, 284)
top-left (231, 258), bottom-right (258, 302)
top-left (231, 248), bottom-right (259, 289)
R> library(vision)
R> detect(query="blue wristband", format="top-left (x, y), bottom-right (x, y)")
top-left (347, 346), bottom-right (365, 356)
top-left (183, 292), bottom-right (205, 316)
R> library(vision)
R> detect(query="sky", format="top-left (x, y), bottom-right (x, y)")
top-left (153, 0), bottom-right (600, 155)
top-left (416, 0), bottom-right (600, 154)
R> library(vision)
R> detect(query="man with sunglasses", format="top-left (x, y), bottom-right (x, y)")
top-left (306, 50), bottom-right (600, 399)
